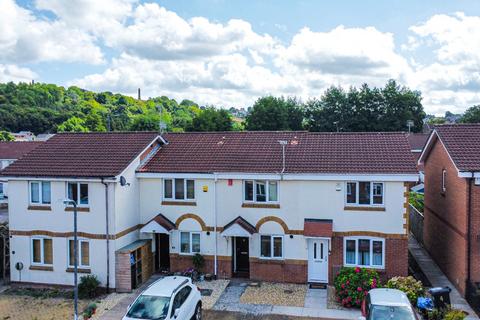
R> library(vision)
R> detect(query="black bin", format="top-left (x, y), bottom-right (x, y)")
top-left (428, 286), bottom-right (451, 309)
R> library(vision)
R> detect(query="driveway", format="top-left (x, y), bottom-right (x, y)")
top-left (204, 310), bottom-right (334, 320)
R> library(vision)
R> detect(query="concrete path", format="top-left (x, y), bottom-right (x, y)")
top-left (409, 236), bottom-right (479, 319)
top-left (213, 280), bottom-right (360, 319)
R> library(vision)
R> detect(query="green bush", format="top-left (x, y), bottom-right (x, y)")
top-left (445, 309), bottom-right (467, 320)
top-left (386, 276), bottom-right (425, 304)
top-left (427, 308), bottom-right (467, 320)
top-left (192, 253), bottom-right (205, 273)
top-left (82, 302), bottom-right (97, 319)
top-left (334, 267), bottom-right (381, 308)
top-left (409, 191), bottom-right (424, 212)
top-left (78, 275), bottom-right (100, 299)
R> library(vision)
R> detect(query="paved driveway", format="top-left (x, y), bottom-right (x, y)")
top-left (204, 310), bottom-right (333, 320)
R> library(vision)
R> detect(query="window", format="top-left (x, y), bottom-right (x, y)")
top-left (244, 180), bottom-right (278, 203)
top-left (68, 239), bottom-right (90, 268)
top-left (29, 181), bottom-right (51, 205)
top-left (67, 182), bottom-right (88, 205)
top-left (260, 235), bottom-right (283, 259)
top-left (180, 232), bottom-right (200, 254)
top-left (164, 179), bottom-right (195, 200)
top-left (0, 183), bottom-right (3, 200)
top-left (172, 286), bottom-right (192, 315)
top-left (31, 238), bottom-right (53, 265)
top-left (346, 182), bottom-right (384, 206)
top-left (442, 169), bottom-right (446, 193)
top-left (344, 237), bottom-right (384, 268)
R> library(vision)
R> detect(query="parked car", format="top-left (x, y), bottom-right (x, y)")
top-left (123, 276), bottom-right (202, 320)
top-left (360, 288), bottom-right (419, 320)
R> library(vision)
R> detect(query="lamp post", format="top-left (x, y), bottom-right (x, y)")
top-left (64, 199), bottom-right (78, 320)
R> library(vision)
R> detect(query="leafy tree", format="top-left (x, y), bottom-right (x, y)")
top-left (460, 105), bottom-right (480, 123)
top-left (245, 96), bottom-right (303, 131)
top-left (188, 107), bottom-right (233, 132)
top-left (0, 131), bottom-right (14, 141)
top-left (57, 117), bottom-right (89, 132)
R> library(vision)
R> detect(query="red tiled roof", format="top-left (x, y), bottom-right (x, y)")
top-left (1, 132), bottom-right (160, 178)
top-left (140, 131), bottom-right (417, 174)
top-left (434, 124), bottom-right (480, 172)
top-left (406, 133), bottom-right (429, 151)
top-left (0, 141), bottom-right (43, 160)
top-left (223, 216), bottom-right (257, 234)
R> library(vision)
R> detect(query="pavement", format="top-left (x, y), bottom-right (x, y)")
top-left (204, 310), bottom-right (339, 319)
top-left (409, 235), bottom-right (479, 319)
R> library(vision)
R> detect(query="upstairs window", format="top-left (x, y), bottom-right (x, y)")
top-left (442, 169), bottom-right (446, 193)
top-left (67, 182), bottom-right (89, 205)
top-left (30, 181), bottom-right (51, 205)
top-left (346, 182), bottom-right (384, 206)
top-left (164, 179), bottom-right (195, 200)
top-left (244, 180), bottom-right (278, 203)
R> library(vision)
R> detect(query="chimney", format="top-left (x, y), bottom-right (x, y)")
top-left (138, 88), bottom-right (141, 100)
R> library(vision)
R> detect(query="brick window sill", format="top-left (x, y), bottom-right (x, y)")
top-left (161, 201), bottom-right (197, 206)
top-left (65, 207), bottom-right (90, 212)
top-left (29, 265), bottom-right (53, 271)
top-left (344, 206), bottom-right (385, 212)
top-left (28, 205), bottom-right (52, 211)
top-left (242, 203), bottom-right (280, 209)
top-left (66, 267), bottom-right (91, 274)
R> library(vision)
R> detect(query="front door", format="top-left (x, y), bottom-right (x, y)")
top-left (308, 239), bottom-right (329, 283)
top-left (233, 237), bottom-right (249, 277)
top-left (155, 233), bottom-right (170, 272)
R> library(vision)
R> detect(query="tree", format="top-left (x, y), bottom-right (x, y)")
top-left (460, 105), bottom-right (480, 123)
top-left (0, 131), bottom-right (14, 141)
top-left (245, 96), bottom-right (303, 131)
top-left (57, 117), bottom-right (89, 132)
top-left (187, 107), bottom-right (233, 132)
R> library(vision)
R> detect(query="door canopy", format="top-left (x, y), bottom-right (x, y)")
top-left (141, 213), bottom-right (176, 234)
top-left (221, 216), bottom-right (256, 237)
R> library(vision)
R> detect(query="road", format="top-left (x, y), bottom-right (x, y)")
top-left (204, 310), bottom-right (332, 320)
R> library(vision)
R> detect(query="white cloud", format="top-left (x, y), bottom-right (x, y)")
top-left (0, 0), bottom-right (104, 64)
top-left (0, 64), bottom-right (37, 83)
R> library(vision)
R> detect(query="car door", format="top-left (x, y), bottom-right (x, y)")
top-left (171, 285), bottom-right (193, 319)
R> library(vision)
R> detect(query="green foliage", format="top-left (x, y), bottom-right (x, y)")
top-left (409, 192), bottom-right (424, 212)
top-left (334, 267), bottom-right (381, 308)
top-left (78, 275), bottom-right (100, 299)
top-left (460, 105), bottom-right (480, 123)
top-left (0, 131), bottom-right (14, 141)
top-left (192, 253), bottom-right (205, 272)
top-left (386, 276), bottom-right (424, 304)
top-left (57, 117), bottom-right (89, 132)
top-left (188, 107), bottom-right (233, 132)
top-left (82, 302), bottom-right (97, 319)
top-left (444, 309), bottom-right (467, 320)
top-left (246, 96), bottom-right (303, 131)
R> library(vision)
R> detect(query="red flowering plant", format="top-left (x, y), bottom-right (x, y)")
top-left (334, 267), bottom-right (381, 308)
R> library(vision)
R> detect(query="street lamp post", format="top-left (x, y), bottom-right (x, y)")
top-left (64, 199), bottom-right (78, 320)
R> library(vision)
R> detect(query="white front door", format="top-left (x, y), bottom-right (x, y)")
top-left (308, 239), bottom-right (329, 283)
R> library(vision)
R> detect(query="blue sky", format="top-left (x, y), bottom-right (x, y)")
top-left (2, 0), bottom-right (480, 115)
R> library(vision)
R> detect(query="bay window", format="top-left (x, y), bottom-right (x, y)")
top-left (180, 232), bottom-right (200, 254)
top-left (29, 181), bottom-right (51, 205)
top-left (68, 239), bottom-right (90, 268)
top-left (164, 179), bottom-right (195, 200)
top-left (346, 182), bottom-right (384, 206)
top-left (344, 237), bottom-right (384, 268)
top-left (260, 235), bottom-right (283, 259)
top-left (31, 237), bottom-right (53, 265)
top-left (244, 180), bottom-right (278, 203)
top-left (67, 182), bottom-right (89, 205)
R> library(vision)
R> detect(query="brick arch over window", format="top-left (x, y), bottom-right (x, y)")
top-left (255, 216), bottom-right (301, 234)
top-left (175, 214), bottom-right (210, 232)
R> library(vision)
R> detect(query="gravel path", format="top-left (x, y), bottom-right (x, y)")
top-left (241, 283), bottom-right (307, 307)
top-left (90, 292), bottom-right (130, 319)
top-left (195, 279), bottom-right (230, 309)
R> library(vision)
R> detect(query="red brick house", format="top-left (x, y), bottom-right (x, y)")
top-left (419, 124), bottom-right (480, 298)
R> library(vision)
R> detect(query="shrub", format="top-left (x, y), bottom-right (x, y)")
top-left (409, 191), bottom-right (424, 212)
top-left (427, 308), bottom-right (467, 320)
top-left (192, 253), bottom-right (205, 273)
top-left (82, 302), bottom-right (97, 319)
top-left (78, 275), bottom-right (100, 299)
top-left (445, 309), bottom-right (467, 320)
top-left (386, 276), bottom-right (424, 304)
top-left (334, 267), bottom-right (381, 308)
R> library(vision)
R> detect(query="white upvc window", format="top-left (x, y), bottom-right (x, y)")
top-left (345, 181), bottom-right (384, 206)
top-left (68, 239), bottom-right (90, 268)
top-left (260, 235), bottom-right (283, 259)
top-left (67, 182), bottom-right (89, 206)
top-left (344, 237), bottom-right (385, 269)
top-left (244, 180), bottom-right (278, 203)
top-left (179, 231), bottom-right (201, 255)
top-left (31, 237), bottom-right (53, 266)
top-left (29, 181), bottom-right (51, 205)
top-left (164, 179), bottom-right (195, 201)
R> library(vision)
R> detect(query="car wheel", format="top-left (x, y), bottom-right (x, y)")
top-left (193, 303), bottom-right (201, 320)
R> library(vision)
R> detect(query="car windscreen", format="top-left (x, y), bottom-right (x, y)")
top-left (126, 295), bottom-right (170, 320)
top-left (369, 305), bottom-right (416, 320)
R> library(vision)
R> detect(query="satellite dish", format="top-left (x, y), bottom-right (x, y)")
top-left (120, 176), bottom-right (129, 186)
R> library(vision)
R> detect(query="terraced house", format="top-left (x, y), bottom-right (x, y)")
top-left (1, 131), bottom-right (418, 292)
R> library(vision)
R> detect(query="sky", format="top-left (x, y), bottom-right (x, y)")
top-left (1, 0), bottom-right (480, 115)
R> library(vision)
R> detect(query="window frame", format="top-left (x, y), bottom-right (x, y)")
top-left (259, 234), bottom-right (284, 260)
top-left (343, 236), bottom-right (385, 269)
top-left (179, 231), bottom-right (201, 255)
top-left (163, 179), bottom-right (195, 201)
top-left (345, 181), bottom-right (384, 206)
top-left (29, 181), bottom-right (51, 205)
top-left (243, 180), bottom-right (279, 203)
top-left (67, 238), bottom-right (90, 268)
top-left (31, 237), bottom-right (53, 266)
top-left (66, 182), bottom-right (89, 206)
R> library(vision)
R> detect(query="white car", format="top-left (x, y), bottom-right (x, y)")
top-left (360, 288), bottom-right (419, 320)
top-left (123, 276), bottom-right (202, 320)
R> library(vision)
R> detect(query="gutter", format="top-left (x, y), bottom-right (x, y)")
top-left (101, 178), bottom-right (110, 293)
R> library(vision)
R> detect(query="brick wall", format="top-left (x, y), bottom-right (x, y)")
top-left (169, 254), bottom-right (232, 279)
top-left (249, 258), bottom-right (307, 283)
top-left (423, 138), bottom-right (469, 295)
